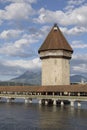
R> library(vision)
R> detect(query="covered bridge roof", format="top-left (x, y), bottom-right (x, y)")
top-left (0, 84), bottom-right (87, 92)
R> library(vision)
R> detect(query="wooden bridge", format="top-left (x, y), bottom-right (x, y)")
top-left (0, 84), bottom-right (87, 107)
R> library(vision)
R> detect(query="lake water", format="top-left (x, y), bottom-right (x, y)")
top-left (0, 102), bottom-right (87, 130)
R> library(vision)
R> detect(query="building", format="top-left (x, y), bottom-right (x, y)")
top-left (0, 24), bottom-right (87, 105)
top-left (38, 24), bottom-right (73, 86)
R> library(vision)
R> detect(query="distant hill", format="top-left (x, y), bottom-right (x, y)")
top-left (11, 69), bottom-right (41, 85)
top-left (10, 71), bottom-right (87, 86)
top-left (70, 75), bottom-right (87, 83)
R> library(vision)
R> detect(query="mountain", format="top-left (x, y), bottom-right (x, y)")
top-left (11, 69), bottom-right (41, 85)
top-left (70, 75), bottom-right (87, 83)
top-left (11, 70), bottom-right (87, 85)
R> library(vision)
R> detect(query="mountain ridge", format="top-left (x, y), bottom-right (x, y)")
top-left (10, 70), bottom-right (87, 85)
top-left (70, 75), bottom-right (87, 83)
top-left (11, 70), bottom-right (41, 85)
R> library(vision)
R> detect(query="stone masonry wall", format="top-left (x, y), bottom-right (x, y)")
top-left (42, 58), bottom-right (70, 85)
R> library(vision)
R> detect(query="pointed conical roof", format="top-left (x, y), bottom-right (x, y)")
top-left (38, 24), bottom-right (73, 53)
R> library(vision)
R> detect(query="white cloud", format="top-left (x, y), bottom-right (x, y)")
top-left (70, 5), bottom-right (87, 26)
top-left (0, 57), bottom-right (41, 78)
top-left (71, 41), bottom-right (87, 49)
top-left (0, 10), bottom-right (4, 25)
top-left (67, 0), bottom-right (85, 6)
top-left (4, 58), bottom-right (41, 69)
top-left (1, 0), bottom-right (86, 27)
top-left (72, 64), bottom-right (87, 74)
top-left (23, 33), bottom-right (41, 43)
top-left (13, 39), bottom-right (29, 48)
top-left (5, 3), bottom-right (34, 20)
top-left (23, 25), bottom-right (50, 43)
top-left (71, 53), bottom-right (87, 75)
top-left (0, 9), bottom-right (4, 16)
top-left (0, 38), bottom-right (36, 58)
top-left (34, 5), bottom-right (87, 26)
top-left (0, 2), bottom-right (35, 24)
top-left (72, 54), bottom-right (87, 60)
top-left (0, 0), bottom-right (37, 3)
top-left (64, 5), bottom-right (75, 11)
top-left (0, 25), bottom-right (50, 58)
top-left (0, 57), bottom-right (41, 73)
top-left (72, 64), bottom-right (87, 73)
top-left (61, 26), bottom-right (87, 35)
top-left (34, 8), bottom-right (67, 25)
top-left (0, 29), bottom-right (23, 39)
top-left (65, 0), bottom-right (85, 11)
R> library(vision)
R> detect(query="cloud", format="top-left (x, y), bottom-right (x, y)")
top-left (34, 4), bottom-right (87, 26)
top-left (72, 54), bottom-right (87, 61)
top-left (65, 0), bottom-right (85, 11)
top-left (0, 25), bottom-right (50, 58)
top-left (71, 41), bottom-right (87, 48)
top-left (0, 10), bottom-right (3, 25)
top-left (0, 0), bottom-right (37, 3)
top-left (0, 2), bottom-right (35, 25)
top-left (0, 29), bottom-right (23, 39)
top-left (23, 25), bottom-right (50, 39)
top-left (0, 58), bottom-right (41, 77)
top-left (71, 54), bottom-right (87, 75)
top-left (34, 8), bottom-right (67, 25)
top-left (4, 58), bottom-right (41, 69)
top-left (67, 0), bottom-right (85, 6)
top-left (0, 10), bottom-right (4, 23)
top-left (5, 3), bottom-right (34, 20)
top-left (0, 38), bottom-right (36, 58)
top-left (70, 5), bottom-right (87, 26)
top-left (71, 63), bottom-right (87, 75)
top-left (0, 0), bottom-right (87, 80)
top-left (61, 26), bottom-right (87, 35)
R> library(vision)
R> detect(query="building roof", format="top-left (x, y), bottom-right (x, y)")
top-left (0, 86), bottom-right (40, 92)
top-left (0, 84), bottom-right (87, 92)
top-left (38, 24), bottom-right (73, 53)
top-left (37, 85), bottom-right (87, 92)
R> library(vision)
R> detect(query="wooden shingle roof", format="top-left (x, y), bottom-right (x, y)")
top-left (0, 84), bottom-right (87, 92)
top-left (36, 85), bottom-right (87, 92)
top-left (38, 24), bottom-right (73, 53)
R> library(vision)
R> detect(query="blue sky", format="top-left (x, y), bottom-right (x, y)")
top-left (0, 0), bottom-right (87, 80)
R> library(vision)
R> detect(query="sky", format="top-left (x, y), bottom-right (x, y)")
top-left (0, 0), bottom-right (87, 81)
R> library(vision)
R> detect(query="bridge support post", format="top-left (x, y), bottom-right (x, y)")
top-left (77, 102), bottom-right (81, 107)
top-left (70, 101), bottom-right (74, 106)
top-left (45, 100), bottom-right (48, 105)
top-left (39, 99), bottom-right (42, 104)
top-left (25, 99), bottom-right (29, 103)
top-left (61, 101), bottom-right (64, 106)
top-left (29, 99), bottom-right (32, 103)
top-left (78, 93), bottom-right (80, 96)
top-left (53, 100), bottom-right (56, 105)
top-left (68, 92), bottom-right (70, 96)
top-left (60, 92), bottom-right (62, 96)
top-left (7, 98), bottom-right (12, 103)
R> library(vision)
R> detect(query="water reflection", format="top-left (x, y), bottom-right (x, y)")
top-left (0, 103), bottom-right (87, 130)
top-left (38, 105), bottom-right (87, 129)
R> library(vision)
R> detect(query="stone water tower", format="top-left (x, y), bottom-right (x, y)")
top-left (38, 24), bottom-right (73, 85)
